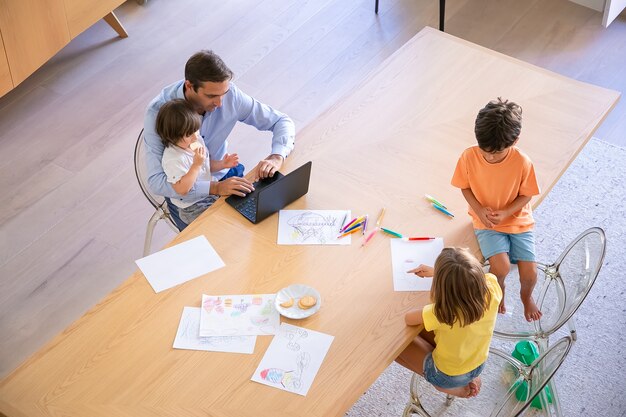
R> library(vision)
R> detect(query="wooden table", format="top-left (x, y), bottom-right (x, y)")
top-left (0, 27), bottom-right (618, 417)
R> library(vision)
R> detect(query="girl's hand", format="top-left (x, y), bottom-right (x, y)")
top-left (407, 264), bottom-right (434, 277)
top-left (192, 146), bottom-right (206, 167)
top-left (222, 153), bottom-right (239, 168)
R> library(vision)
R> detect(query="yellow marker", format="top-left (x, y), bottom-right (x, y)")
top-left (375, 207), bottom-right (386, 228)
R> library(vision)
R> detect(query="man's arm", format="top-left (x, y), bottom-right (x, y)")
top-left (234, 84), bottom-right (295, 178)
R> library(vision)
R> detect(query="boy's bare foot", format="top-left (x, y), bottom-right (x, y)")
top-left (522, 297), bottom-right (542, 321)
top-left (498, 283), bottom-right (506, 314)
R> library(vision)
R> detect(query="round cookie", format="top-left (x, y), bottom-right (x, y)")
top-left (298, 296), bottom-right (317, 310)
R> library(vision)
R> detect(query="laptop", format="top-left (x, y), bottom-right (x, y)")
top-left (225, 161), bottom-right (312, 224)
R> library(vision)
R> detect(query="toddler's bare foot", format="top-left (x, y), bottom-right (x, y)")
top-left (522, 297), bottom-right (542, 322)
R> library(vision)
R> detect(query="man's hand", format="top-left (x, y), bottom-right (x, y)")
top-left (256, 154), bottom-right (284, 179)
top-left (407, 264), bottom-right (435, 277)
top-left (213, 177), bottom-right (254, 197)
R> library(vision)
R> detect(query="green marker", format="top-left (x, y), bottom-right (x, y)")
top-left (424, 194), bottom-right (447, 209)
top-left (380, 227), bottom-right (403, 238)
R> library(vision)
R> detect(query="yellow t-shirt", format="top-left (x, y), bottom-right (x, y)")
top-left (451, 146), bottom-right (540, 233)
top-left (422, 273), bottom-right (503, 376)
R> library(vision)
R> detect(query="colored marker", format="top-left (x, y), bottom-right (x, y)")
top-left (375, 208), bottom-right (386, 228)
top-left (341, 215), bottom-right (365, 233)
top-left (361, 227), bottom-right (379, 247)
top-left (380, 227), bottom-right (403, 238)
top-left (362, 215), bottom-right (369, 235)
top-left (402, 237), bottom-right (436, 241)
top-left (425, 194), bottom-right (447, 209)
top-left (337, 226), bottom-right (362, 238)
top-left (343, 220), bottom-right (364, 234)
top-left (432, 203), bottom-right (454, 217)
top-left (339, 212), bottom-right (348, 232)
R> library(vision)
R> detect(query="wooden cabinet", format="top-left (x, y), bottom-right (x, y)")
top-left (0, 30), bottom-right (12, 97)
top-left (0, 0), bottom-right (70, 86)
top-left (0, 0), bottom-right (126, 97)
top-left (64, 0), bottom-right (126, 38)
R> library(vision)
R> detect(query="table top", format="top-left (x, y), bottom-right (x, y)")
top-left (0, 27), bottom-right (619, 417)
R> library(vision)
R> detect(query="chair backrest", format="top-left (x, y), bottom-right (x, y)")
top-left (134, 128), bottom-right (165, 210)
top-left (547, 227), bottom-right (606, 335)
top-left (493, 227), bottom-right (605, 340)
top-left (490, 336), bottom-right (573, 417)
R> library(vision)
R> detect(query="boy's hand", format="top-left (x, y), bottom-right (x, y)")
top-left (192, 146), bottom-right (207, 167)
top-left (407, 264), bottom-right (434, 277)
top-left (486, 209), bottom-right (510, 225)
top-left (222, 153), bottom-right (239, 168)
top-left (477, 207), bottom-right (495, 228)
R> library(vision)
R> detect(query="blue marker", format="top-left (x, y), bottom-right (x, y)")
top-left (432, 203), bottom-right (454, 217)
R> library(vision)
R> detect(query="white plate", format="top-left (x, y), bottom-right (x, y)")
top-left (275, 284), bottom-right (322, 319)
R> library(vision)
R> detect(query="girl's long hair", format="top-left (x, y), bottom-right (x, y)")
top-left (431, 247), bottom-right (491, 327)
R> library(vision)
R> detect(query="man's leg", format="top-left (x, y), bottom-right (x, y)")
top-left (165, 198), bottom-right (188, 231)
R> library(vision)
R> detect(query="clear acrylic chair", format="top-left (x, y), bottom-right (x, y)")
top-left (134, 129), bottom-right (180, 256)
top-left (403, 336), bottom-right (573, 417)
top-left (490, 227), bottom-right (605, 416)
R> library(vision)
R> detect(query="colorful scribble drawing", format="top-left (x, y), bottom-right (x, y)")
top-left (285, 328), bottom-right (309, 351)
top-left (287, 211), bottom-right (337, 243)
top-left (231, 299), bottom-right (250, 317)
top-left (202, 296), bottom-right (224, 314)
top-left (260, 352), bottom-right (311, 390)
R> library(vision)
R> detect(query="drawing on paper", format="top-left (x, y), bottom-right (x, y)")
top-left (199, 294), bottom-right (280, 337)
top-left (260, 352), bottom-right (311, 390)
top-left (277, 210), bottom-right (350, 245)
top-left (285, 327), bottom-right (309, 351)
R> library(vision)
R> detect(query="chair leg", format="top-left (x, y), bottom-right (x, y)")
top-left (375, 0), bottom-right (379, 14)
top-left (143, 210), bottom-right (162, 257)
top-left (439, 0), bottom-right (446, 31)
top-left (405, 373), bottom-right (435, 417)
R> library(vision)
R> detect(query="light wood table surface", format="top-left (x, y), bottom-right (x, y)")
top-left (0, 27), bottom-right (619, 417)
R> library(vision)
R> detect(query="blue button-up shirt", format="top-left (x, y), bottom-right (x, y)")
top-left (143, 80), bottom-right (295, 203)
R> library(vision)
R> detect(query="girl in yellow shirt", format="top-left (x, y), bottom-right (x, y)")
top-left (395, 248), bottom-right (502, 398)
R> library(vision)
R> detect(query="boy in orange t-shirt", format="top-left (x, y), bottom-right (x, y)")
top-left (451, 98), bottom-right (542, 322)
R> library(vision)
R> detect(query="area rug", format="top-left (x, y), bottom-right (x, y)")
top-left (345, 138), bottom-right (626, 417)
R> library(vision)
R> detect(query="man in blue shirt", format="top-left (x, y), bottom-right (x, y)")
top-left (144, 50), bottom-right (295, 230)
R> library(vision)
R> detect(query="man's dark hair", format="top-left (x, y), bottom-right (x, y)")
top-left (474, 97), bottom-right (522, 152)
top-left (184, 50), bottom-right (233, 91)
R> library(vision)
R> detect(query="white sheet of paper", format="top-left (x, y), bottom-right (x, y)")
top-left (277, 210), bottom-right (351, 245)
top-left (251, 323), bottom-right (334, 396)
top-left (135, 235), bottom-right (225, 293)
top-left (390, 238), bottom-right (444, 291)
top-left (173, 307), bottom-right (256, 354)
top-left (199, 294), bottom-right (280, 337)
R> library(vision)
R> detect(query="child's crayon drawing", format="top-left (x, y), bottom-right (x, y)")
top-left (278, 210), bottom-right (351, 245)
top-left (199, 294), bottom-right (280, 337)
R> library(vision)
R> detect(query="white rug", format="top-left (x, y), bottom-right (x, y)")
top-left (345, 138), bottom-right (626, 417)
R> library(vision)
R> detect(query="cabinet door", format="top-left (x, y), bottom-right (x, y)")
top-left (0, 0), bottom-right (70, 86)
top-left (0, 29), bottom-right (13, 97)
top-left (64, 0), bottom-right (126, 39)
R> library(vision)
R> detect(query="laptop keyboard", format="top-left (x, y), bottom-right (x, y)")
top-left (235, 196), bottom-right (257, 222)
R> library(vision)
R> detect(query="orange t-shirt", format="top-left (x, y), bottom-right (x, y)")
top-left (451, 146), bottom-right (540, 233)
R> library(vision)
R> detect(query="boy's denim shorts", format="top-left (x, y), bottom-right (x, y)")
top-left (423, 352), bottom-right (485, 389)
top-left (475, 229), bottom-right (536, 263)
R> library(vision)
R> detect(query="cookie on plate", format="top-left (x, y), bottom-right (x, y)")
top-left (280, 297), bottom-right (294, 308)
top-left (298, 296), bottom-right (317, 310)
